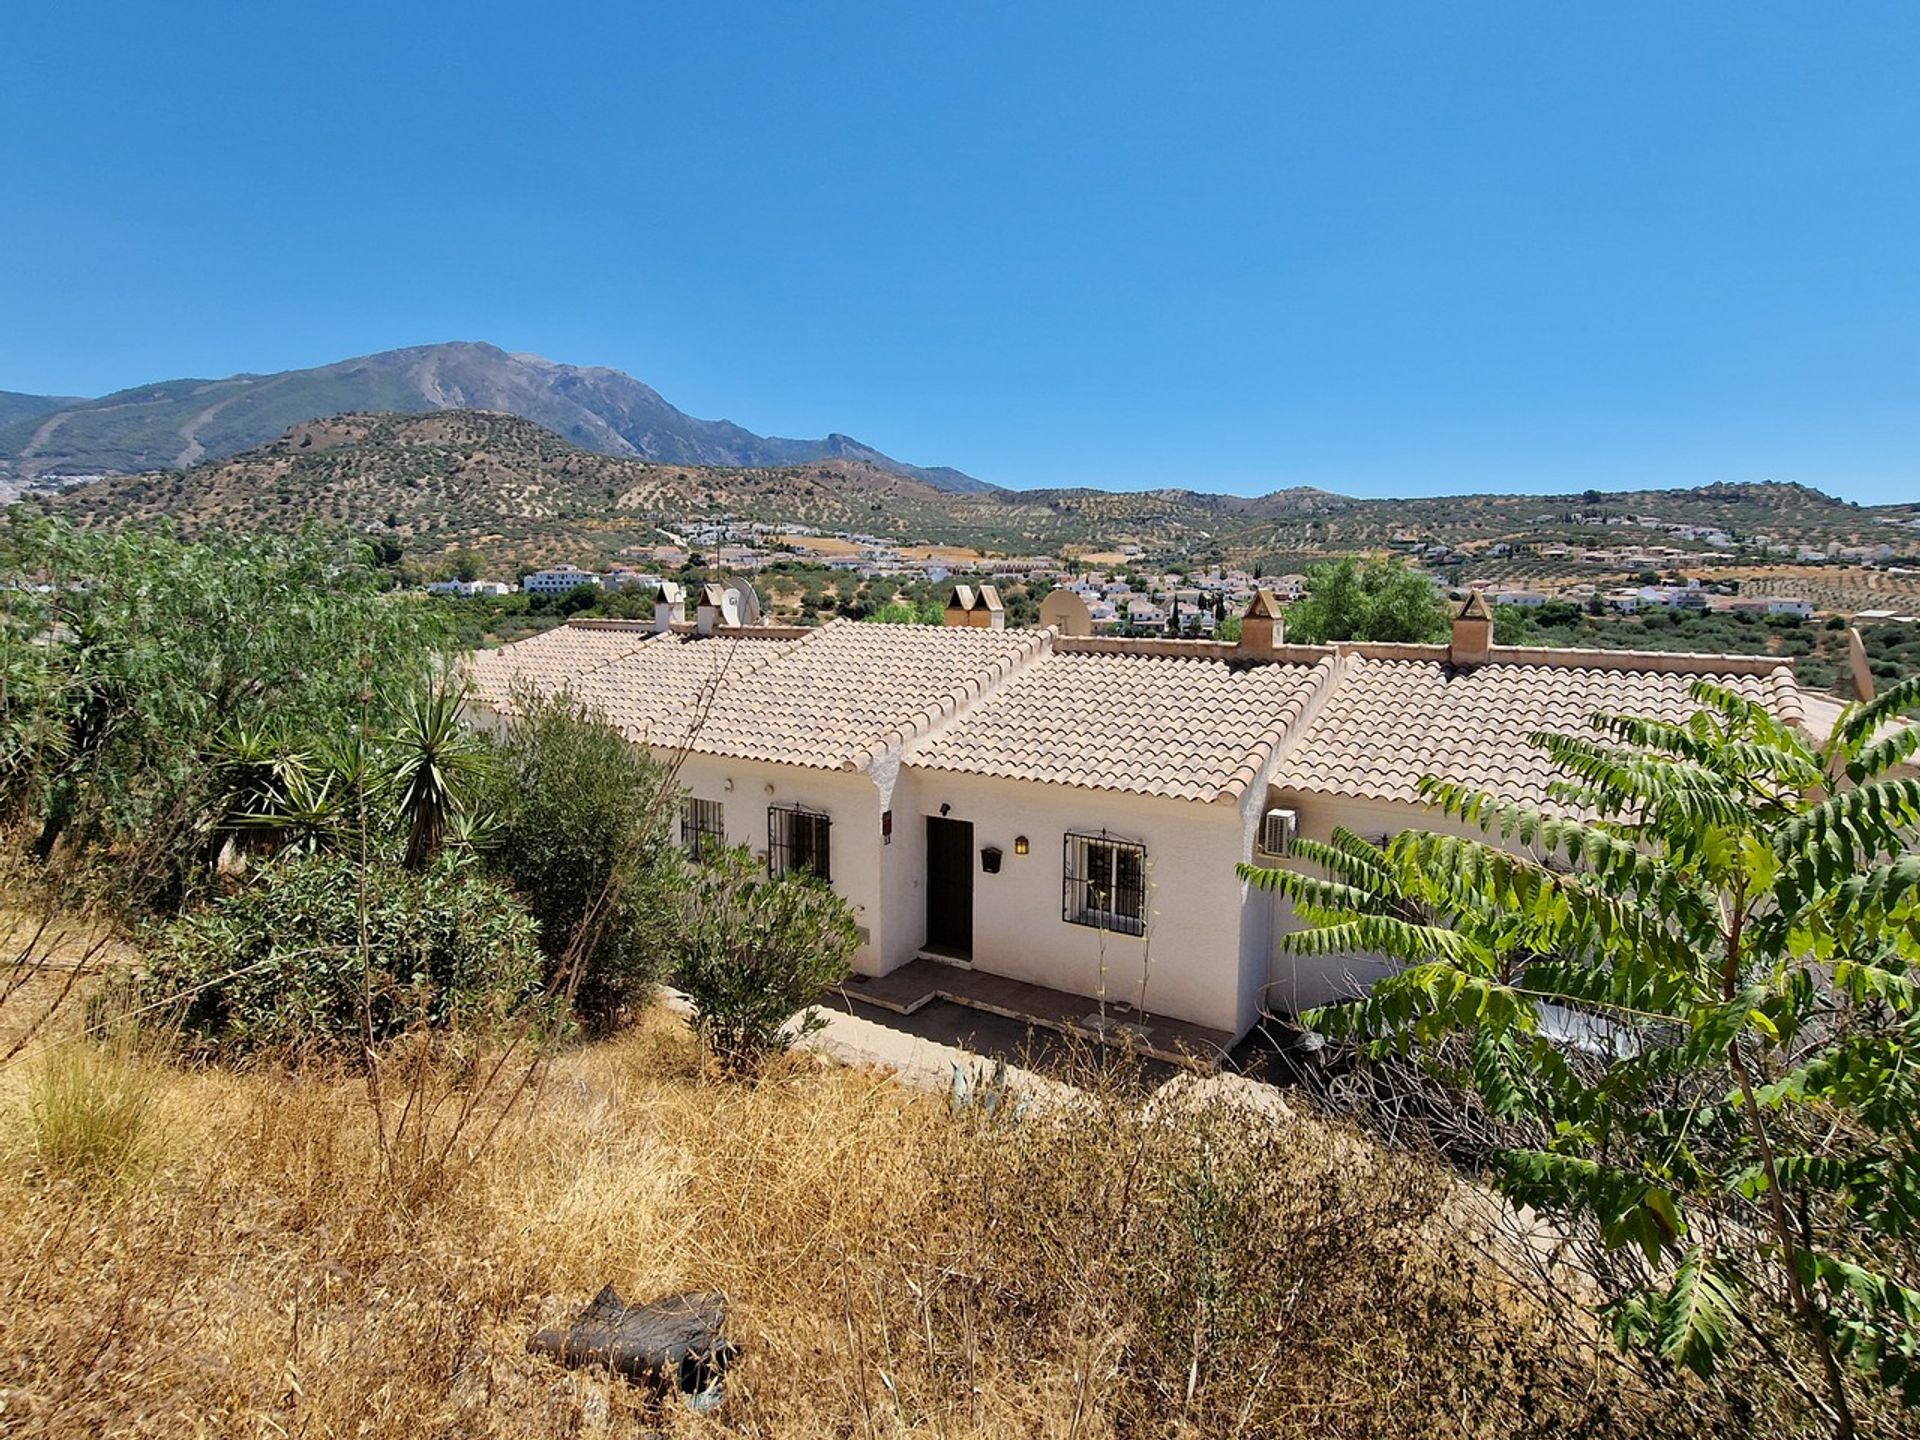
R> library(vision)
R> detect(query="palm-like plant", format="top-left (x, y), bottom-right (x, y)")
top-left (1242, 676), bottom-right (1920, 1437)
top-left (383, 678), bottom-right (493, 872)
top-left (206, 721), bottom-right (313, 862)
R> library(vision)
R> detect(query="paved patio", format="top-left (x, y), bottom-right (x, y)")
top-left (839, 958), bottom-right (1234, 1071)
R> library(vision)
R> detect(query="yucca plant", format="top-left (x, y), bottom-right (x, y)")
top-left (206, 720), bottom-right (314, 863)
top-left (382, 678), bottom-right (493, 872)
top-left (1242, 676), bottom-right (1920, 1438)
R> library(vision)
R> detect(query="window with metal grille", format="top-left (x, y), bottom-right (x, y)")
top-left (681, 797), bottom-right (725, 859)
top-left (1063, 831), bottom-right (1146, 935)
top-left (767, 804), bottom-right (831, 881)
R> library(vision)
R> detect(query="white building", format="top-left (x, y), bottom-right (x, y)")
top-left (522, 565), bottom-right (603, 597)
top-left (469, 594), bottom-right (1808, 1063)
top-left (603, 567), bottom-right (664, 591)
top-left (427, 579), bottom-right (515, 598)
top-left (1483, 587), bottom-right (1550, 608)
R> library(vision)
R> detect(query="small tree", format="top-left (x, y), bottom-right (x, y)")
top-left (1285, 556), bottom-right (1449, 645)
top-left (384, 678), bottom-right (494, 871)
top-left (675, 846), bottom-right (858, 1073)
top-left (1242, 678), bottom-right (1920, 1436)
top-left (480, 692), bottom-right (685, 1029)
top-left (0, 515), bottom-right (447, 907)
top-left (1491, 602), bottom-right (1538, 646)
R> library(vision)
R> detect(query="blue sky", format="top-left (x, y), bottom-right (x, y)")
top-left (4, 3), bottom-right (1917, 502)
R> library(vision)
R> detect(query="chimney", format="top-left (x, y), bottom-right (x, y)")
top-left (943, 585), bottom-right (977, 626)
top-left (654, 579), bottom-right (686, 631)
top-left (1236, 589), bottom-right (1285, 656)
top-left (694, 582), bottom-right (727, 636)
top-left (975, 584), bottom-right (1006, 630)
top-left (1451, 590), bottom-right (1494, 666)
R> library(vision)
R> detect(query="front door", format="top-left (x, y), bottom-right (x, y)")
top-left (925, 816), bottom-right (974, 959)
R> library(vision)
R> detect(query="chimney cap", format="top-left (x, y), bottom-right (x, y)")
top-left (977, 583), bottom-right (1004, 613)
top-left (1457, 590), bottom-right (1494, 622)
top-left (1244, 588), bottom-right (1286, 620)
top-left (946, 584), bottom-right (977, 612)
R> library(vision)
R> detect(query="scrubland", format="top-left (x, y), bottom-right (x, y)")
top-left (1, 963), bottom-right (1768, 1440)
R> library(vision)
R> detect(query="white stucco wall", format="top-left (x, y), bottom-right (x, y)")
top-left (674, 755), bottom-right (892, 973)
top-left (892, 768), bottom-right (1256, 1035)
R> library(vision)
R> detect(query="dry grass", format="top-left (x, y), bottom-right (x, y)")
top-left (22, 1031), bottom-right (159, 1186)
top-left (0, 994), bottom-right (1762, 1440)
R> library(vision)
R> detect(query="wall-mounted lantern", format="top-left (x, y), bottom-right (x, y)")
top-left (980, 845), bottom-right (1003, 874)
top-left (1013, 835), bottom-right (1030, 856)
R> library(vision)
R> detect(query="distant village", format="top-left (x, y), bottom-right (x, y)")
top-left (426, 506), bottom-right (1920, 629)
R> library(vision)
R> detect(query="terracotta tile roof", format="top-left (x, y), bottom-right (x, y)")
top-left (579, 633), bottom-right (802, 744)
top-left (465, 622), bottom-right (658, 698)
top-left (907, 652), bottom-right (1337, 802)
top-left (467, 624), bottom-right (802, 740)
top-left (469, 620), bottom-right (1048, 769)
top-left (1275, 654), bottom-right (1804, 807)
top-left (661, 620), bottom-right (1050, 770)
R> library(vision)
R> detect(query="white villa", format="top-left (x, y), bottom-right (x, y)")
top-left (521, 565), bottom-right (603, 597)
top-left (468, 586), bottom-right (1814, 1061)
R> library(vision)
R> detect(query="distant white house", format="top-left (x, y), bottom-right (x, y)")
top-left (1483, 587), bottom-right (1550, 608)
top-left (522, 565), bottom-right (602, 597)
top-left (603, 567), bottom-right (664, 591)
top-left (427, 579), bottom-right (514, 598)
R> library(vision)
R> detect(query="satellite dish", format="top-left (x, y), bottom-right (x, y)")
top-left (723, 578), bottom-right (763, 626)
top-left (1039, 588), bottom-right (1093, 637)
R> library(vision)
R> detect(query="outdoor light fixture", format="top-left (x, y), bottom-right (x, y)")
top-left (1013, 835), bottom-right (1029, 855)
top-left (939, 802), bottom-right (951, 816)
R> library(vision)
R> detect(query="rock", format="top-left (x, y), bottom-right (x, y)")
top-left (528, 1285), bottom-right (734, 1408)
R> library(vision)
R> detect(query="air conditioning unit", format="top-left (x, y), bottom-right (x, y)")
top-left (1258, 807), bottom-right (1298, 859)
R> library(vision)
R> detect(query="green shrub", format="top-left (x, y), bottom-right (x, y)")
top-left (0, 516), bottom-right (448, 910)
top-left (480, 693), bottom-right (686, 1029)
top-left (142, 853), bottom-right (543, 1063)
top-left (1285, 556), bottom-right (1450, 644)
top-left (675, 846), bottom-right (858, 1072)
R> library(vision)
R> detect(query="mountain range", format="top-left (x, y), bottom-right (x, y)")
top-left (0, 341), bottom-right (993, 492)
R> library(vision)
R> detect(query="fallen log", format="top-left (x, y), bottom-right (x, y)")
top-left (527, 1285), bottom-right (734, 1408)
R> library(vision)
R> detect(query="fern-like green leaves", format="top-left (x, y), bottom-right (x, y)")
top-left (1240, 679), bottom-right (1920, 1414)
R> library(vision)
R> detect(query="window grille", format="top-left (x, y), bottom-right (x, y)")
top-left (681, 797), bottom-right (725, 859)
top-left (1063, 830), bottom-right (1146, 935)
top-left (768, 804), bottom-right (831, 881)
